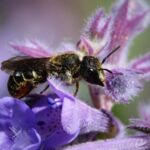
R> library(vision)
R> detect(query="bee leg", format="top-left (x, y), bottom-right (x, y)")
top-left (74, 82), bottom-right (79, 96)
top-left (40, 84), bottom-right (49, 94)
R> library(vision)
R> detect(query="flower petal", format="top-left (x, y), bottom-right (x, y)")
top-left (32, 77), bottom-right (112, 148)
top-left (104, 69), bottom-right (143, 103)
top-left (47, 78), bottom-right (75, 101)
top-left (61, 97), bottom-right (80, 135)
top-left (84, 9), bottom-right (111, 39)
top-left (103, 0), bottom-right (149, 64)
top-left (102, 110), bottom-right (126, 138)
top-left (0, 97), bottom-right (41, 150)
top-left (12, 128), bottom-right (41, 150)
top-left (130, 51), bottom-right (150, 79)
top-left (77, 101), bottom-right (110, 134)
top-left (0, 132), bottom-right (12, 149)
top-left (77, 37), bottom-right (94, 55)
top-left (128, 118), bottom-right (150, 134)
top-left (0, 97), bottom-right (35, 128)
top-left (47, 78), bottom-right (111, 134)
top-left (32, 95), bottom-right (79, 149)
top-left (64, 136), bottom-right (150, 150)
top-left (10, 40), bottom-right (51, 58)
top-left (138, 103), bottom-right (150, 121)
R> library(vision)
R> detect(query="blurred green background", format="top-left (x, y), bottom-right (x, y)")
top-left (0, 0), bottom-right (150, 124)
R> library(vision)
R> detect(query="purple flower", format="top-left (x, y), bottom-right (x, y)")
top-left (77, 0), bottom-right (150, 105)
top-left (32, 78), bottom-right (111, 149)
top-left (0, 79), bottom-right (113, 149)
top-left (63, 103), bottom-right (150, 150)
top-left (0, 97), bottom-right (41, 150)
top-left (83, 0), bottom-right (149, 62)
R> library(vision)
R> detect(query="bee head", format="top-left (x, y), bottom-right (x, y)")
top-left (80, 56), bottom-right (105, 86)
top-left (80, 46), bottom-right (120, 86)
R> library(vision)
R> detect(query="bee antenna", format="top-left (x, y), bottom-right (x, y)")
top-left (101, 46), bottom-right (120, 64)
top-left (100, 68), bottom-right (112, 74)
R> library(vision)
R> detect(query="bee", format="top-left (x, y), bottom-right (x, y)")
top-left (1, 46), bottom-right (120, 98)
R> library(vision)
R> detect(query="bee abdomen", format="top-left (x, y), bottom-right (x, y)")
top-left (7, 70), bottom-right (47, 98)
top-left (7, 75), bottom-right (34, 98)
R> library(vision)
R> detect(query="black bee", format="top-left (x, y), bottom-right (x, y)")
top-left (1, 46), bottom-right (120, 98)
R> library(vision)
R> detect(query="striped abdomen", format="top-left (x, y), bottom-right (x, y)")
top-left (8, 70), bottom-right (47, 98)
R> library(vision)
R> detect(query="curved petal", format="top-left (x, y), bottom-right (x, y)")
top-left (64, 136), bottom-right (150, 150)
top-left (47, 78), bottom-right (75, 101)
top-left (32, 77), bottom-right (112, 148)
top-left (0, 97), bottom-right (41, 150)
top-left (129, 51), bottom-right (150, 79)
top-left (138, 103), bottom-right (150, 121)
top-left (12, 128), bottom-right (41, 150)
top-left (84, 9), bottom-right (111, 39)
top-left (76, 37), bottom-right (94, 55)
top-left (61, 97), bottom-right (80, 135)
top-left (0, 97), bottom-right (35, 128)
top-left (32, 95), bottom-right (79, 149)
top-left (0, 131), bottom-right (12, 149)
top-left (77, 100), bottom-right (110, 134)
top-left (47, 78), bottom-right (111, 134)
top-left (10, 40), bottom-right (51, 58)
top-left (128, 119), bottom-right (150, 134)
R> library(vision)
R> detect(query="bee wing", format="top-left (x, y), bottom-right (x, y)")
top-left (1, 56), bottom-right (49, 74)
top-left (1, 56), bottom-right (31, 73)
